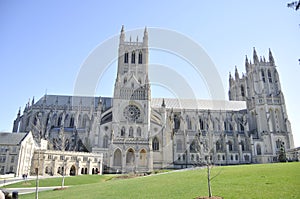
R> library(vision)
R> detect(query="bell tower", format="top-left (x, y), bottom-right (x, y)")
top-left (229, 48), bottom-right (294, 162)
top-left (110, 26), bottom-right (152, 173)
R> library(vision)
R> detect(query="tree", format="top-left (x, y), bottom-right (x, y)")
top-left (278, 146), bottom-right (287, 162)
top-left (192, 131), bottom-right (221, 198)
top-left (287, 1), bottom-right (300, 10)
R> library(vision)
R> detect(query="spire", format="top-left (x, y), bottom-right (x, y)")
top-left (31, 96), bottom-right (35, 106)
top-left (253, 47), bottom-right (259, 64)
top-left (245, 55), bottom-right (249, 71)
top-left (269, 48), bottom-right (275, 65)
top-left (229, 72), bottom-right (234, 87)
top-left (17, 107), bottom-right (21, 117)
top-left (161, 98), bottom-right (166, 108)
top-left (120, 25), bottom-right (125, 44)
top-left (235, 66), bottom-right (239, 80)
top-left (143, 26), bottom-right (148, 46)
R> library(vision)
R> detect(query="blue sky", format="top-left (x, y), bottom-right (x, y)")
top-left (0, 0), bottom-right (299, 147)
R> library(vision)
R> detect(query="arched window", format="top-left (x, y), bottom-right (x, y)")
top-left (131, 51), bottom-right (135, 64)
top-left (256, 144), bottom-right (262, 155)
top-left (228, 141), bottom-right (233, 151)
top-left (137, 127), bottom-right (141, 137)
top-left (58, 114), bottom-right (63, 127)
top-left (124, 77), bottom-right (127, 84)
top-left (138, 51), bottom-right (142, 64)
top-left (235, 154), bottom-right (239, 161)
top-left (186, 115), bottom-right (192, 129)
top-left (124, 52), bottom-right (129, 63)
top-left (103, 135), bottom-right (108, 148)
top-left (121, 127), bottom-right (125, 137)
top-left (216, 140), bottom-right (222, 151)
top-left (152, 137), bottom-right (159, 151)
top-left (268, 69), bottom-right (272, 83)
top-left (261, 69), bottom-right (265, 83)
top-left (176, 139), bottom-right (183, 152)
top-left (113, 149), bottom-right (122, 166)
top-left (199, 118), bottom-right (204, 130)
top-left (241, 85), bottom-right (245, 97)
top-left (129, 127), bottom-right (134, 137)
top-left (126, 148), bottom-right (135, 165)
top-left (241, 141), bottom-right (245, 151)
top-left (224, 121), bottom-right (227, 131)
top-left (70, 116), bottom-right (74, 128)
top-left (139, 149), bottom-right (147, 166)
top-left (174, 115), bottom-right (180, 130)
top-left (64, 114), bottom-right (69, 128)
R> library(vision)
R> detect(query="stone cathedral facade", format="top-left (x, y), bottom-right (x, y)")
top-left (12, 26), bottom-right (294, 173)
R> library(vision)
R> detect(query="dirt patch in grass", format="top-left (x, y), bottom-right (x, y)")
top-left (53, 187), bottom-right (68, 191)
top-left (195, 196), bottom-right (223, 199)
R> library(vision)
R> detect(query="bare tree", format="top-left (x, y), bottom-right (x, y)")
top-left (287, 1), bottom-right (300, 10)
top-left (191, 131), bottom-right (222, 198)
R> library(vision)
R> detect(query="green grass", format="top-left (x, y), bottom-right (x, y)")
top-left (4, 175), bottom-right (114, 188)
top-left (17, 162), bottom-right (300, 199)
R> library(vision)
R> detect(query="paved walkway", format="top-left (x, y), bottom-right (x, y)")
top-left (2, 186), bottom-right (68, 195)
top-left (0, 175), bottom-right (67, 195)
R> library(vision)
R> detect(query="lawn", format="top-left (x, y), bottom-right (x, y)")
top-left (17, 162), bottom-right (300, 199)
top-left (4, 174), bottom-right (114, 188)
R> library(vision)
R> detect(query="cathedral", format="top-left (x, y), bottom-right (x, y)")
top-left (12, 26), bottom-right (294, 173)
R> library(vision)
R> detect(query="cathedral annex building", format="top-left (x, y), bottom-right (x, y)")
top-left (12, 26), bottom-right (295, 173)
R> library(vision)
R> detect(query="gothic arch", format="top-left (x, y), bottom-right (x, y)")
top-left (129, 127), bottom-right (134, 137)
top-left (113, 148), bottom-right (122, 166)
top-left (131, 51), bottom-right (136, 64)
top-left (256, 144), bottom-right (262, 155)
top-left (138, 51), bottom-right (142, 64)
top-left (121, 126), bottom-right (125, 137)
top-left (69, 115), bottom-right (75, 127)
top-left (228, 140), bottom-right (233, 151)
top-left (124, 52), bottom-right (129, 63)
top-left (268, 69), bottom-right (272, 83)
top-left (137, 127), bottom-right (141, 137)
top-left (64, 114), bottom-right (69, 128)
top-left (126, 148), bottom-right (135, 165)
top-left (139, 149), bottom-right (147, 167)
top-left (241, 85), bottom-right (245, 97)
top-left (152, 137), bottom-right (159, 151)
top-left (58, 113), bottom-right (63, 127)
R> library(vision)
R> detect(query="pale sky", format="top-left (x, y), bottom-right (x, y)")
top-left (0, 1), bottom-right (299, 147)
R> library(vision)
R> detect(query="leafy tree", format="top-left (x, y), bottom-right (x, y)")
top-left (278, 146), bottom-right (287, 162)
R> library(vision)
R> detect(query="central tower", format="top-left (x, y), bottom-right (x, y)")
top-left (110, 26), bottom-right (152, 173)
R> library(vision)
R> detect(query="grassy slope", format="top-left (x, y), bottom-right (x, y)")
top-left (19, 162), bottom-right (300, 199)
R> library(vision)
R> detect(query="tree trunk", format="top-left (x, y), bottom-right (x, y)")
top-left (207, 164), bottom-right (212, 197)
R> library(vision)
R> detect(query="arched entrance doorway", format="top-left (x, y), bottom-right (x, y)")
top-left (139, 149), bottom-right (147, 167)
top-left (126, 148), bottom-right (135, 165)
top-left (113, 149), bottom-right (122, 166)
top-left (70, 165), bottom-right (76, 176)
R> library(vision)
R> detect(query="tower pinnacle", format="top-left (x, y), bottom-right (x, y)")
top-left (253, 47), bottom-right (259, 64)
top-left (269, 48), bottom-right (275, 65)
